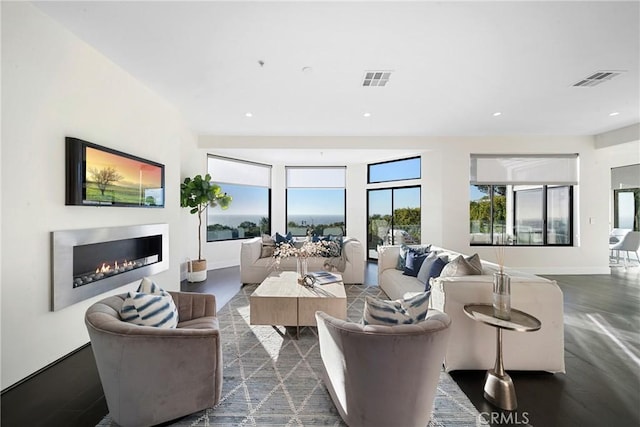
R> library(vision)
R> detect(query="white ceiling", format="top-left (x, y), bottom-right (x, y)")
top-left (34, 1), bottom-right (639, 142)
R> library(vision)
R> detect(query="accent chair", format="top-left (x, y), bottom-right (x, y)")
top-left (85, 291), bottom-right (222, 427)
top-left (315, 310), bottom-right (451, 427)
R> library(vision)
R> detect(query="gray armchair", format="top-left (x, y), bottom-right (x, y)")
top-left (315, 310), bottom-right (451, 427)
top-left (85, 291), bottom-right (222, 427)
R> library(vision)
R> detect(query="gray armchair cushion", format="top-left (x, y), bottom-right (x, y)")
top-left (85, 291), bottom-right (222, 427)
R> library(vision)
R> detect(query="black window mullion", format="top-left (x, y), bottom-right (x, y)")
top-left (543, 185), bottom-right (548, 246)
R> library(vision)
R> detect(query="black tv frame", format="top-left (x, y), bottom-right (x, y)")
top-left (65, 137), bottom-right (165, 208)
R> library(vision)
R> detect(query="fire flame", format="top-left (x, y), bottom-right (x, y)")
top-left (95, 260), bottom-right (133, 274)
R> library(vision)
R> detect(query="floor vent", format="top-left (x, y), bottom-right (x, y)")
top-left (572, 70), bottom-right (625, 87)
top-left (362, 70), bottom-right (392, 87)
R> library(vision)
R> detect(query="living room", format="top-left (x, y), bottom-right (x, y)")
top-left (2, 1), bottom-right (639, 426)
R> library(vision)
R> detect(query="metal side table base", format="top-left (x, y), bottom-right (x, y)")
top-left (483, 369), bottom-right (517, 410)
top-left (484, 327), bottom-right (517, 410)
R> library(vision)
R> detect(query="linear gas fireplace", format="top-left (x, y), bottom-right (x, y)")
top-left (51, 223), bottom-right (169, 311)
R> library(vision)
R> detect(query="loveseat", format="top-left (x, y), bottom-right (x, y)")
top-left (241, 236), bottom-right (366, 284)
top-left (378, 245), bottom-right (565, 373)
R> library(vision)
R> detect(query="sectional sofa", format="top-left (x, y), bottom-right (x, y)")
top-left (240, 236), bottom-right (366, 284)
top-left (378, 245), bottom-right (565, 373)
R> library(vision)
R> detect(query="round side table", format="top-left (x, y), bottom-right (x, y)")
top-left (463, 303), bottom-right (541, 411)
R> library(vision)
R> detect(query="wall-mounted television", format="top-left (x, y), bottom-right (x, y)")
top-left (66, 137), bottom-right (165, 208)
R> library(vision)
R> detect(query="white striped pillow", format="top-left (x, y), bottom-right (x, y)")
top-left (363, 291), bottom-right (431, 326)
top-left (120, 278), bottom-right (178, 328)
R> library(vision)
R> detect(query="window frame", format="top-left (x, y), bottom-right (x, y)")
top-left (206, 155), bottom-right (272, 242)
top-left (367, 155), bottom-right (421, 184)
top-left (470, 184), bottom-right (574, 247)
top-left (285, 166), bottom-right (347, 237)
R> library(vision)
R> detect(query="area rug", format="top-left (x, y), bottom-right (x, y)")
top-left (98, 284), bottom-right (480, 426)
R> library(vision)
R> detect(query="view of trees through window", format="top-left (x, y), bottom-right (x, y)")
top-left (368, 186), bottom-right (421, 259)
top-left (207, 156), bottom-right (271, 242)
top-left (207, 184), bottom-right (270, 241)
top-left (470, 184), bottom-right (572, 246)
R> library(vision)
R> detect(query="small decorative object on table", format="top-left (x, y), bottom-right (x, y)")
top-left (493, 247), bottom-right (511, 320)
top-left (296, 257), bottom-right (308, 283)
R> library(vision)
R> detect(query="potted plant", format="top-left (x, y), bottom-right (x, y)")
top-left (180, 174), bottom-right (232, 282)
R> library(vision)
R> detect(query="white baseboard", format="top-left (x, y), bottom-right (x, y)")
top-left (514, 266), bottom-right (612, 275)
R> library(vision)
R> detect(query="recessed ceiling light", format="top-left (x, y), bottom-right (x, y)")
top-left (245, 112), bottom-right (253, 118)
top-left (493, 112), bottom-right (502, 117)
top-left (363, 112), bottom-right (371, 117)
top-left (609, 111), bottom-right (620, 116)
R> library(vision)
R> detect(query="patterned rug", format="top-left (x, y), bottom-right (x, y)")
top-left (98, 284), bottom-right (480, 426)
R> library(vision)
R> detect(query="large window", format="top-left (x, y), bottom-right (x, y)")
top-left (207, 156), bottom-right (271, 241)
top-left (469, 154), bottom-right (577, 246)
top-left (366, 156), bottom-right (422, 259)
top-left (286, 167), bottom-right (346, 236)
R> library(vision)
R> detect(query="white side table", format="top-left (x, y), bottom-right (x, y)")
top-left (463, 303), bottom-right (541, 410)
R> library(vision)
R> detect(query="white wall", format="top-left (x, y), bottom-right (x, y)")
top-left (1, 3), bottom-right (195, 389)
top-left (199, 135), bottom-right (611, 274)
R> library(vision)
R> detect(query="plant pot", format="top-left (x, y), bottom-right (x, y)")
top-left (187, 259), bottom-right (207, 282)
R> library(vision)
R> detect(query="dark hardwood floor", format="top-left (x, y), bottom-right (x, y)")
top-left (2, 264), bottom-right (638, 427)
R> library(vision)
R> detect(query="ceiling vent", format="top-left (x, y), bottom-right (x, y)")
top-left (572, 70), bottom-right (625, 87)
top-left (362, 70), bottom-right (392, 87)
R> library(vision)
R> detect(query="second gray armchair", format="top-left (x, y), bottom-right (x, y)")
top-left (315, 309), bottom-right (451, 427)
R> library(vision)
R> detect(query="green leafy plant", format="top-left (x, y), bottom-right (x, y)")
top-left (180, 174), bottom-right (232, 260)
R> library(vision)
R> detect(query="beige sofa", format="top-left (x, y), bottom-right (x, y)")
top-left (240, 236), bottom-right (366, 284)
top-left (378, 245), bottom-right (565, 373)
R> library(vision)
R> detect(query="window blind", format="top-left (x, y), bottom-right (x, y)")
top-left (208, 155), bottom-right (271, 187)
top-left (470, 154), bottom-right (578, 185)
top-left (286, 167), bottom-right (346, 188)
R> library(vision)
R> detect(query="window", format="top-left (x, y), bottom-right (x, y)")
top-left (469, 154), bottom-right (577, 246)
top-left (366, 156), bottom-right (422, 259)
top-left (207, 156), bottom-right (271, 241)
top-left (611, 164), bottom-right (640, 231)
top-left (368, 156), bottom-right (421, 183)
top-left (367, 186), bottom-right (421, 258)
top-left (286, 167), bottom-right (346, 237)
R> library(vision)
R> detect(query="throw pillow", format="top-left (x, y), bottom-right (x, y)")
top-left (417, 252), bottom-right (450, 286)
top-left (403, 251), bottom-right (429, 277)
top-left (120, 278), bottom-right (178, 328)
top-left (274, 232), bottom-right (293, 245)
top-left (440, 254), bottom-right (483, 277)
top-left (425, 256), bottom-right (448, 285)
top-left (363, 292), bottom-right (431, 326)
top-left (396, 244), bottom-right (431, 270)
top-left (260, 234), bottom-right (275, 258)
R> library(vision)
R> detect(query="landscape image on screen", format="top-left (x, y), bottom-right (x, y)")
top-left (85, 147), bottom-right (164, 206)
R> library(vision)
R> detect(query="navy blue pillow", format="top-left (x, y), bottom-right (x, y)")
top-left (275, 232), bottom-right (293, 245)
top-left (403, 251), bottom-right (429, 277)
top-left (427, 257), bottom-right (448, 283)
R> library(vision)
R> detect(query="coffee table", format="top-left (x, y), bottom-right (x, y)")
top-left (463, 303), bottom-right (541, 410)
top-left (250, 271), bottom-right (347, 338)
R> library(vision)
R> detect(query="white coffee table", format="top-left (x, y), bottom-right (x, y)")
top-left (250, 271), bottom-right (347, 338)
